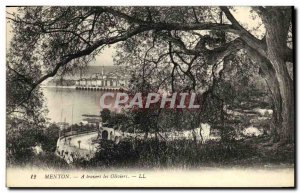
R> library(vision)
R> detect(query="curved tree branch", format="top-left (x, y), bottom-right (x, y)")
top-left (220, 6), bottom-right (267, 58)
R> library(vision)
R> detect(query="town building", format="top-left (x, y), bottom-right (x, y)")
top-left (75, 66), bottom-right (129, 89)
top-left (46, 65), bottom-right (130, 88)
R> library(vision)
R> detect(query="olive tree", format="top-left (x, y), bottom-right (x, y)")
top-left (7, 6), bottom-right (294, 144)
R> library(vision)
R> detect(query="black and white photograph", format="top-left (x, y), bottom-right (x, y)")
top-left (5, 4), bottom-right (295, 188)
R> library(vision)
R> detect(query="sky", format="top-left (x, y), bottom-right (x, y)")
top-left (89, 46), bottom-right (115, 66)
top-left (6, 7), bottom-right (264, 67)
top-left (6, 7), bottom-right (115, 66)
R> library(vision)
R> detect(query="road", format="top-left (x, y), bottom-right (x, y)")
top-left (57, 131), bottom-right (98, 152)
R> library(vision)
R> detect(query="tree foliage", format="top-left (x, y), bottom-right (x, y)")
top-left (7, 6), bottom-right (294, 144)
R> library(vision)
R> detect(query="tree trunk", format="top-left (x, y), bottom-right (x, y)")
top-left (246, 46), bottom-right (282, 141)
top-left (264, 8), bottom-right (294, 144)
top-left (273, 67), bottom-right (294, 143)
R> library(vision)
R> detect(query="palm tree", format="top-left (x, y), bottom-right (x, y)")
top-left (78, 140), bottom-right (81, 149)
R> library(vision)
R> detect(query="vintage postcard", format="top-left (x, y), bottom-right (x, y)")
top-left (6, 6), bottom-right (295, 188)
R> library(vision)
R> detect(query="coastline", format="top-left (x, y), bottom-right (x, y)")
top-left (41, 85), bottom-right (77, 89)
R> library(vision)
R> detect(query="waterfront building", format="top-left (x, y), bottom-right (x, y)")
top-left (75, 66), bottom-right (129, 88)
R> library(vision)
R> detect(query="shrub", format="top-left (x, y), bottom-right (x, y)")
top-left (75, 138), bottom-right (260, 169)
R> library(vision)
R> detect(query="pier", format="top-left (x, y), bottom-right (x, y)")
top-left (75, 86), bottom-right (124, 91)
